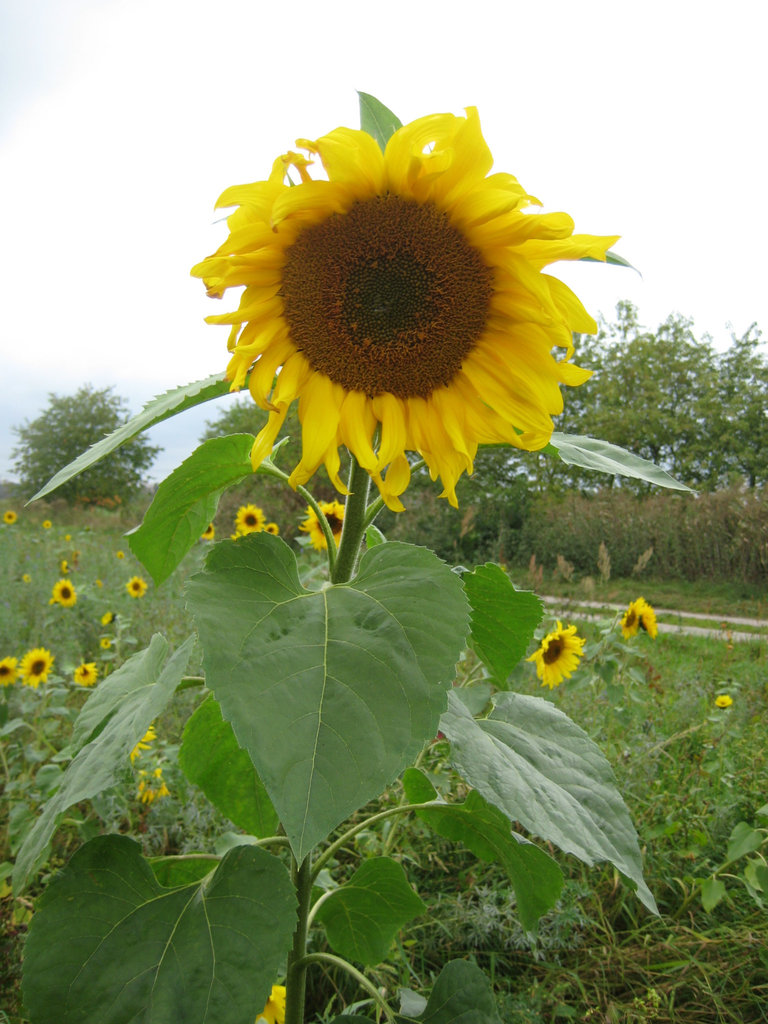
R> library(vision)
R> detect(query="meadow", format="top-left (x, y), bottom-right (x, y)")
top-left (1, 499), bottom-right (767, 1024)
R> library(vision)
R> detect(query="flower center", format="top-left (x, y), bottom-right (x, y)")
top-left (325, 513), bottom-right (344, 534)
top-left (625, 610), bottom-right (637, 629)
top-left (244, 514), bottom-right (258, 527)
top-left (281, 195), bottom-right (493, 399)
top-left (31, 659), bottom-right (46, 675)
top-left (542, 639), bottom-right (563, 665)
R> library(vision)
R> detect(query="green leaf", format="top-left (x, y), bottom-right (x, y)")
top-left (440, 691), bottom-right (657, 913)
top-left (179, 695), bottom-right (279, 838)
top-left (700, 875), bottom-right (726, 912)
top-left (417, 959), bottom-right (502, 1024)
top-left (744, 860), bottom-right (768, 895)
top-left (186, 535), bottom-right (469, 860)
top-left (549, 433), bottom-right (693, 492)
top-left (13, 636), bottom-right (194, 893)
top-left (402, 769), bottom-right (562, 933)
top-left (316, 857), bottom-right (425, 966)
top-left (358, 91), bottom-right (403, 152)
top-left (149, 856), bottom-right (218, 887)
top-left (464, 564), bottom-right (542, 683)
top-left (725, 821), bottom-right (764, 864)
top-left (30, 373), bottom-right (233, 502)
top-left (581, 249), bottom-right (641, 275)
top-left (22, 835), bottom-right (296, 1024)
top-left (127, 434), bottom-right (255, 585)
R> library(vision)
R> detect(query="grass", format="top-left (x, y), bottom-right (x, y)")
top-left (2, 502), bottom-right (767, 1023)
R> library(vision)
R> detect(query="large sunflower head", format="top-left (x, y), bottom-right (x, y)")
top-left (527, 620), bottom-right (586, 689)
top-left (192, 108), bottom-right (617, 510)
top-left (20, 647), bottom-right (55, 688)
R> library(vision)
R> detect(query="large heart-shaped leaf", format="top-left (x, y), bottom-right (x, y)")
top-left (402, 768), bottom-right (562, 932)
top-left (22, 835), bottom-right (296, 1024)
top-left (440, 691), bottom-right (657, 913)
top-left (186, 535), bottom-right (468, 860)
top-left (13, 635), bottom-right (194, 893)
top-left (179, 695), bottom-right (279, 838)
top-left (315, 857), bottom-right (425, 965)
top-left (463, 564), bottom-right (542, 684)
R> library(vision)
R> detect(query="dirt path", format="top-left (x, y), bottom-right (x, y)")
top-left (539, 596), bottom-right (767, 643)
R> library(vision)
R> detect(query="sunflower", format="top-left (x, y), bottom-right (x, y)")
top-left (3, 510), bottom-right (17, 524)
top-left (265, 522), bottom-right (280, 535)
top-left (527, 620), bottom-right (585, 689)
top-left (620, 598), bottom-right (658, 639)
top-left (257, 986), bottom-right (287, 1024)
top-left (130, 725), bottom-right (157, 762)
top-left (22, 573), bottom-right (31, 584)
top-left (0, 657), bottom-right (19, 686)
top-left (100, 637), bottom-right (113, 650)
top-left (50, 579), bottom-right (77, 607)
top-left (101, 611), bottom-right (116, 626)
top-left (234, 504), bottom-right (266, 535)
top-left (126, 576), bottom-right (148, 599)
top-left (20, 648), bottom-right (55, 688)
top-left (74, 662), bottom-right (99, 687)
top-left (192, 108), bottom-right (616, 511)
top-left (116, 550), bottom-right (125, 559)
top-left (201, 522), bottom-right (216, 540)
top-left (715, 694), bottom-right (733, 709)
top-left (300, 500), bottom-right (345, 551)
top-left (60, 559), bottom-right (69, 575)
top-left (42, 519), bottom-right (52, 529)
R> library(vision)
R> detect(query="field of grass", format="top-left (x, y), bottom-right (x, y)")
top-left (1, 501), bottom-right (767, 1023)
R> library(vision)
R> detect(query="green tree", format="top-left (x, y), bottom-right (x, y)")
top-left (12, 385), bottom-right (160, 504)
top-left (712, 324), bottom-right (768, 488)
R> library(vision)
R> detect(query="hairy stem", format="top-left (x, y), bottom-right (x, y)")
top-left (331, 456), bottom-right (371, 584)
top-left (284, 853), bottom-right (313, 1024)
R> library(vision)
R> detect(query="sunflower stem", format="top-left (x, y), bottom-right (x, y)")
top-left (331, 455), bottom-right (371, 584)
top-left (284, 852), bottom-right (313, 1024)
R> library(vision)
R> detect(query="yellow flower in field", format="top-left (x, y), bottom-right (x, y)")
top-left (74, 662), bottom-right (99, 687)
top-left (101, 611), bottom-right (116, 626)
top-left (234, 504), bottom-right (266, 535)
top-left (527, 620), bottom-right (585, 689)
top-left (50, 579), bottom-right (77, 607)
top-left (621, 598), bottom-right (658, 639)
top-left (20, 647), bottom-right (55, 688)
top-left (300, 500), bottom-right (345, 551)
top-left (126, 576), bottom-right (148, 599)
top-left (64, 533), bottom-right (71, 541)
top-left (715, 694), bottom-right (733, 709)
top-left (60, 559), bottom-right (69, 575)
top-left (116, 550), bottom-right (125, 559)
top-left (201, 522), bottom-right (215, 540)
top-left (257, 986), bottom-right (287, 1024)
top-left (22, 573), bottom-right (32, 584)
top-left (42, 519), bottom-right (52, 529)
top-left (130, 725), bottom-right (157, 762)
top-left (100, 636), bottom-right (113, 650)
top-left (0, 657), bottom-right (19, 686)
top-left (192, 108), bottom-right (616, 511)
top-left (95, 578), bottom-right (103, 588)
top-left (265, 522), bottom-right (279, 536)
top-left (3, 510), bottom-right (17, 524)
top-left (136, 766), bottom-right (170, 804)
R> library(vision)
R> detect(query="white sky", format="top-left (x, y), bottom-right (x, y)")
top-left (1, 0), bottom-right (765, 483)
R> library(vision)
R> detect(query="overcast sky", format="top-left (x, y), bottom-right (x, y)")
top-left (1, 0), bottom-right (764, 485)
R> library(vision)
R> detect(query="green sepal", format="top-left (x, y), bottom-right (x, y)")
top-left (440, 691), bottom-right (658, 914)
top-left (127, 433), bottom-right (255, 585)
top-left (179, 695), bottom-right (279, 838)
top-left (402, 768), bottom-right (563, 933)
top-left (13, 635), bottom-right (194, 893)
top-left (316, 857), bottom-right (425, 966)
top-left (358, 91), bottom-right (403, 151)
top-left (22, 835), bottom-right (296, 1024)
top-left (30, 372), bottom-right (234, 502)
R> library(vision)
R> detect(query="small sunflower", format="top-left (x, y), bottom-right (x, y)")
top-left (42, 519), bottom-right (52, 529)
top-left (116, 550), bottom-right (125, 559)
top-left (22, 573), bottom-right (31, 584)
top-left (20, 647), bottom-right (55, 688)
top-left (527, 620), bottom-right (585, 689)
top-left (50, 578), bottom-right (77, 608)
top-left (74, 662), bottom-right (99, 687)
top-left (130, 725), bottom-right (157, 762)
top-left (3, 510), bottom-right (18, 524)
top-left (100, 637), bottom-right (113, 650)
top-left (300, 500), bottom-right (345, 551)
top-left (101, 611), bottom-right (116, 626)
top-left (201, 522), bottom-right (215, 540)
top-left (64, 533), bottom-right (72, 541)
top-left (60, 559), bottom-right (69, 575)
top-left (192, 107), bottom-right (616, 511)
top-left (234, 504), bottom-right (266, 535)
top-left (620, 598), bottom-right (658, 639)
top-left (265, 522), bottom-right (280, 536)
top-left (0, 657), bottom-right (19, 686)
top-left (257, 986), bottom-right (287, 1024)
top-left (714, 694), bottom-right (733, 709)
top-left (95, 578), bottom-right (103, 588)
top-left (126, 576), bottom-right (148, 599)
top-left (136, 766), bottom-right (171, 804)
